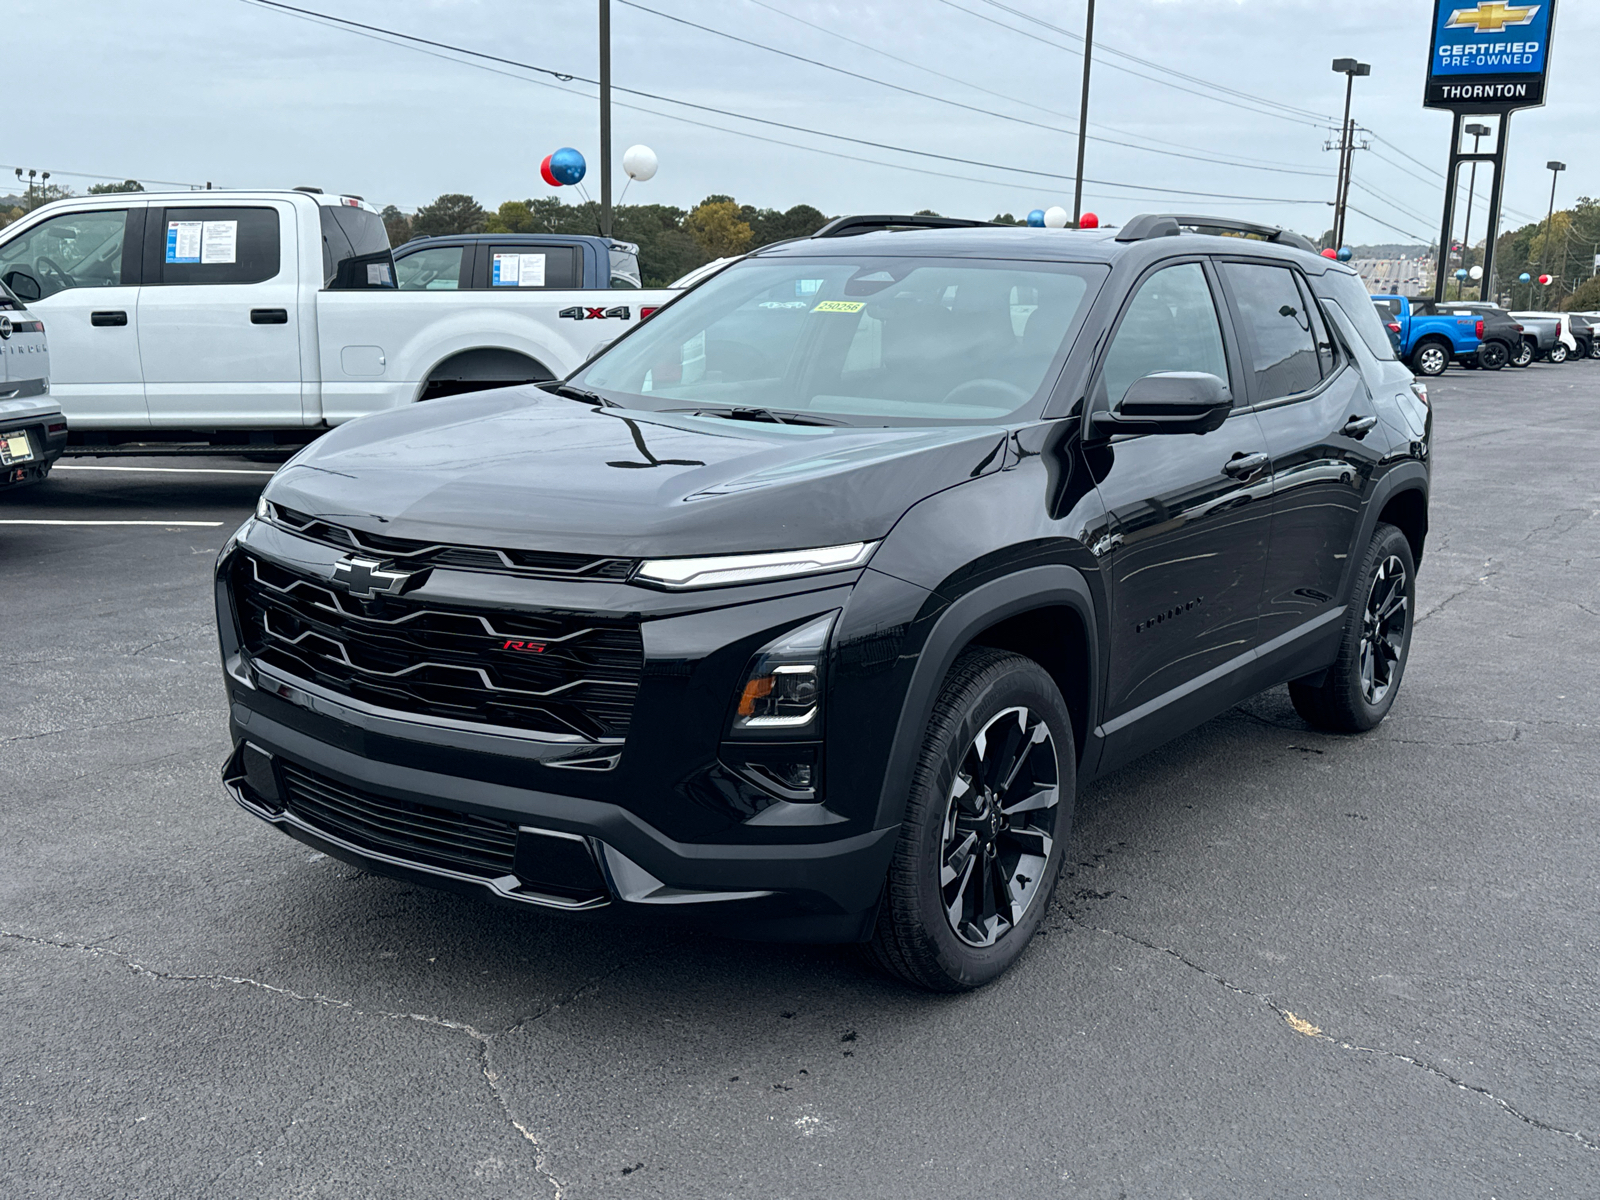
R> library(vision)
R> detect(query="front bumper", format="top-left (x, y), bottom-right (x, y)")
top-left (222, 706), bottom-right (895, 942)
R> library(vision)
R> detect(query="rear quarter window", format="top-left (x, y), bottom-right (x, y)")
top-left (320, 205), bottom-right (397, 289)
top-left (1315, 270), bottom-right (1399, 361)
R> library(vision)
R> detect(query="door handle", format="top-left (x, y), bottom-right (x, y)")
top-left (251, 308), bottom-right (289, 325)
top-left (1341, 414), bottom-right (1378, 438)
top-left (91, 310), bottom-right (128, 327)
top-left (1222, 452), bottom-right (1269, 479)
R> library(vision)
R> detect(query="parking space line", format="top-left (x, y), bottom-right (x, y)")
top-left (0, 520), bottom-right (226, 527)
top-left (54, 465), bottom-right (278, 476)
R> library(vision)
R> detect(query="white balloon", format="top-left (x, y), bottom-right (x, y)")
top-left (1469, 265), bottom-right (1483, 280)
top-left (623, 145), bottom-right (658, 182)
top-left (1043, 206), bottom-right (1069, 229)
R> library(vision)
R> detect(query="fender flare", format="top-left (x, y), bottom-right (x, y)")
top-left (1342, 460), bottom-right (1429, 599)
top-left (871, 564), bottom-right (1099, 831)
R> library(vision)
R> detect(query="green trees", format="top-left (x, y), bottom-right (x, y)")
top-left (87, 180), bottom-right (144, 194)
top-left (410, 194), bottom-right (487, 237)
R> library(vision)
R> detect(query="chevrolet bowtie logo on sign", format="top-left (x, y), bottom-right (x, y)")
top-left (1425, 0), bottom-right (1556, 111)
top-left (1447, 2), bottom-right (1539, 33)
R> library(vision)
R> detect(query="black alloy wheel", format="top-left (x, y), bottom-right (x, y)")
top-left (1510, 339), bottom-right (1535, 368)
top-left (1289, 522), bottom-right (1415, 732)
top-left (869, 648), bottom-right (1073, 991)
top-left (1547, 342), bottom-right (1570, 364)
top-left (1478, 340), bottom-right (1508, 370)
top-left (1411, 341), bottom-right (1449, 377)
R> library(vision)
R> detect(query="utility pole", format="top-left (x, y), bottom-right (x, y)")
top-left (1537, 160), bottom-right (1565, 298)
top-left (1329, 59), bottom-right (1370, 251)
top-left (1458, 123), bottom-right (1489, 299)
top-left (1071, 0), bottom-right (1095, 228)
top-left (599, 0), bottom-right (613, 238)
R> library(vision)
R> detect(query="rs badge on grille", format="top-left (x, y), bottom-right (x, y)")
top-left (332, 556), bottom-right (414, 598)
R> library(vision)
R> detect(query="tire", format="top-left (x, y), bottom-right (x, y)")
top-left (1546, 343), bottom-right (1569, 364)
top-left (868, 648), bottom-right (1074, 992)
top-left (1410, 340), bottom-right (1449, 377)
top-left (1478, 340), bottom-right (1508, 370)
top-left (1289, 523), bottom-right (1415, 733)
top-left (1590, 340), bottom-right (1600, 361)
top-left (1510, 339), bottom-right (1535, 368)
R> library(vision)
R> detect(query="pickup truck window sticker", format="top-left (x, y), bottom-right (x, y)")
top-left (166, 221), bottom-right (202, 263)
top-left (493, 252), bottom-right (548, 287)
top-left (200, 221), bottom-right (237, 265)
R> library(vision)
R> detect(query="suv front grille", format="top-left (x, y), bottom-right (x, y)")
top-left (233, 553), bottom-right (643, 739)
top-left (279, 762), bottom-right (517, 878)
top-left (267, 503), bottom-right (635, 581)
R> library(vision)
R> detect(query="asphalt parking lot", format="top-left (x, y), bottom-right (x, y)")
top-left (4, 362), bottom-right (1598, 1199)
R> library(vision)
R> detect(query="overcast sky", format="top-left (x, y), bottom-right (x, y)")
top-left (9, 0), bottom-right (1596, 246)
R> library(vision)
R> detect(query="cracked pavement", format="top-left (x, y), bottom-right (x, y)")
top-left (3, 364), bottom-right (1598, 1198)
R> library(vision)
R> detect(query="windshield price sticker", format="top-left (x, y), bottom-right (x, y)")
top-left (812, 300), bottom-right (865, 313)
top-left (493, 252), bottom-right (548, 287)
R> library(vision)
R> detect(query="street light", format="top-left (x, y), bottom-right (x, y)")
top-left (1330, 59), bottom-right (1371, 251)
top-left (1456, 122), bottom-right (1490, 298)
top-left (1537, 160), bottom-right (1566, 298)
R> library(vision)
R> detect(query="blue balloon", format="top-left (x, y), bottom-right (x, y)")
top-left (550, 147), bottom-right (587, 186)
top-left (1454, 268), bottom-right (1468, 279)
top-left (1337, 246), bottom-right (1353, 262)
top-left (1518, 272), bottom-right (1532, 282)
top-left (1027, 209), bottom-right (1046, 227)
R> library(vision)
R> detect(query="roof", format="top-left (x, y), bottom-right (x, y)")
top-left (755, 223), bottom-right (1327, 268)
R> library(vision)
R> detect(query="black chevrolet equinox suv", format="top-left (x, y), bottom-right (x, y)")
top-left (217, 213), bottom-right (1431, 991)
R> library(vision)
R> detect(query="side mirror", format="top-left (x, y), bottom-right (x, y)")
top-left (3, 270), bottom-right (42, 303)
top-left (1091, 371), bottom-right (1232, 437)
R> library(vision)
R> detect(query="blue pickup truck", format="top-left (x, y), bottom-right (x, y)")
top-left (1371, 295), bottom-right (1483, 377)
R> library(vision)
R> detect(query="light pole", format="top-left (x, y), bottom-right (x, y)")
top-left (599, 0), bottom-right (613, 238)
top-left (1330, 59), bottom-right (1370, 251)
top-left (1457, 122), bottom-right (1489, 299)
top-left (1071, 0), bottom-right (1096, 228)
top-left (1536, 160), bottom-right (1565, 299)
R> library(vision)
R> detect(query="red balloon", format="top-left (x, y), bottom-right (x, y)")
top-left (1321, 248), bottom-right (1339, 259)
top-left (540, 154), bottom-right (560, 187)
top-left (1078, 211), bottom-right (1099, 229)
top-left (1538, 274), bottom-right (1552, 285)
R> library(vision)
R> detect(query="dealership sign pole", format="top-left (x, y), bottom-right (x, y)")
top-left (1425, 0), bottom-right (1558, 302)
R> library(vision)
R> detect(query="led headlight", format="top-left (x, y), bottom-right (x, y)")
top-left (255, 495), bottom-right (272, 521)
top-left (731, 612), bottom-right (836, 734)
top-left (634, 542), bottom-right (876, 590)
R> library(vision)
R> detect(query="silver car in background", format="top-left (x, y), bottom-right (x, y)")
top-left (0, 278), bottom-right (65, 489)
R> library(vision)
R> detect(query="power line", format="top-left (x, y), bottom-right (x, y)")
top-left (1343, 202), bottom-right (1431, 243)
top-left (236, 0), bottom-right (1328, 206)
top-left (932, 0), bottom-right (1330, 129)
top-left (619, 0), bottom-right (1333, 179)
top-left (976, 0), bottom-right (1335, 123)
top-left (0, 163), bottom-right (209, 191)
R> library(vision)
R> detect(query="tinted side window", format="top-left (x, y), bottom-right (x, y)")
top-left (1317, 270), bottom-right (1399, 361)
top-left (396, 245), bottom-right (466, 290)
top-left (1372, 297), bottom-right (1402, 320)
top-left (1297, 275), bottom-right (1337, 376)
top-left (1098, 262), bottom-right (1229, 410)
top-left (154, 207), bottom-right (280, 285)
top-left (1222, 261), bottom-right (1320, 400)
top-left (489, 245), bottom-right (579, 289)
top-left (0, 209), bottom-right (128, 300)
top-left (320, 206), bottom-right (396, 289)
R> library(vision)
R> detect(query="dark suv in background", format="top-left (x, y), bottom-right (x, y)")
top-left (217, 214), bottom-right (1431, 991)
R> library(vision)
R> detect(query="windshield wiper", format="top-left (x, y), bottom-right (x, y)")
top-left (541, 381), bottom-right (621, 408)
top-left (677, 406), bottom-right (847, 427)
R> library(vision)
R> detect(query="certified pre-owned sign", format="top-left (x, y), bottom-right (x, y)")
top-left (1425, 0), bottom-right (1559, 110)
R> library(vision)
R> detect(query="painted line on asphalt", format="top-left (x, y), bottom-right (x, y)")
top-left (53, 465), bottom-right (277, 476)
top-left (0, 519), bottom-right (226, 527)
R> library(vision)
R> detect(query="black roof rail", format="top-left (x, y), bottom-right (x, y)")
top-left (811, 214), bottom-right (994, 238)
top-left (1117, 213), bottom-right (1319, 255)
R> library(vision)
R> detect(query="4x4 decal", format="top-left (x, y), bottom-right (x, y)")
top-left (558, 305), bottom-right (631, 321)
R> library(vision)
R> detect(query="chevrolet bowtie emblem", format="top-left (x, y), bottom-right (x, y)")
top-left (1446, 1), bottom-right (1540, 33)
top-left (332, 556), bottom-right (413, 598)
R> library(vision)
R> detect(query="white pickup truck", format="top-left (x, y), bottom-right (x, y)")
top-left (0, 189), bottom-right (673, 453)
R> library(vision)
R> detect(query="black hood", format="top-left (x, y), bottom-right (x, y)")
top-left (268, 389), bottom-right (1010, 557)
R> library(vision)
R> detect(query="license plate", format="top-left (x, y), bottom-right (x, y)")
top-left (0, 430), bottom-right (34, 465)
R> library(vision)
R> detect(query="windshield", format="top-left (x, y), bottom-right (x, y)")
top-left (578, 255), bottom-right (1104, 424)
